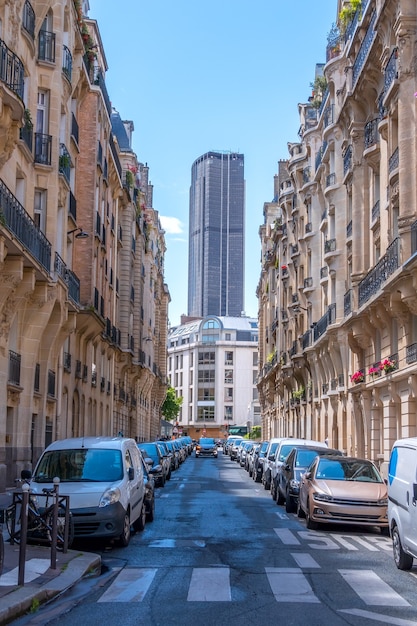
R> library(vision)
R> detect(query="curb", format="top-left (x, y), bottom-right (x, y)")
top-left (0, 552), bottom-right (101, 625)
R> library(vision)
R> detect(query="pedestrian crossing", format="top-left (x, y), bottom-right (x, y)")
top-left (97, 564), bottom-right (411, 607)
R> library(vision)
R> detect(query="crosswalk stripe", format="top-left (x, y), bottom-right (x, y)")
top-left (274, 528), bottom-right (300, 544)
top-left (265, 567), bottom-right (320, 603)
top-left (187, 567), bottom-right (231, 601)
top-left (339, 570), bottom-right (410, 607)
top-left (97, 568), bottom-right (157, 603)
top-left (291, 552), bottom-right (320, 568)
top-left (0, 559), bottom-right (50, 586)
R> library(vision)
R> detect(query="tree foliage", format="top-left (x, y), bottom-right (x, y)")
top-left (161, 386), bottom-right (183, 422)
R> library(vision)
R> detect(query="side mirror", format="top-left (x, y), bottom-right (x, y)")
top-left (305, 471), bottom-right (311, 480)
top-left (21, 469), bottom-right (32, 480)
top-left (285, 464), bottom-right (290, 472)
top-left (145, 457), bottom-right (154, 468)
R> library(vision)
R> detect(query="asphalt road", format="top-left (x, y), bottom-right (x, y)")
top-left (11, 449), bottom-right (417, 626)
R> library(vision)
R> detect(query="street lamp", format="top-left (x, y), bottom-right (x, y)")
top-left (291, 303), bottom-right (310, 313)
top-left (67, 227), bottom-right (89, 239)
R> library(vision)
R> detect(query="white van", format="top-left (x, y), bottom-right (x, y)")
top-left (30, 437), bottom-right (145, 546)
top-left (388, 437), bottom-right (417, 569)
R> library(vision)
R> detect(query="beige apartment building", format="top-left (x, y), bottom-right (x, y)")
top-left (0, 0), bottom-right (168, 490)
top-left (257, 0), bottom-right (417, 475)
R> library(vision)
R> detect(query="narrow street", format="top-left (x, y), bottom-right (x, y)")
top-left (12, 450), bottom-right (417, 626)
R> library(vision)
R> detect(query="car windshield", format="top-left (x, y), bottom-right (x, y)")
top-left (200, 438), bottom-right (215, 445)
top-left (33, 448), bottom-right (124, 482)
top-left (295, 449), bottom-right (326, 467)
top-left (278, 444), bottom-right (295, 462)
top-left (315, 458), bottom-right (383, 482)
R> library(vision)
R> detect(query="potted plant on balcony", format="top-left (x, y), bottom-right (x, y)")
top-left (350, 370), bottom-right (364, 384)
top-left (380, 358), bottom-right (396, 374)
top-left (368, 365), bottom-right (380, 378)
top-left (339, 0), bottom-right (362, 34)
top-left (292, 387), bottom-right (305, 403)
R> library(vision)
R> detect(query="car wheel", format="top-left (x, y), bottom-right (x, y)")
top-left (119, 512), bottom-right (131, 546)
top-left (305, 501), bottom-right (319, 531)
top-left (270, 479), bottom-right (275, 499)
top-left (285, 490), bottom-right (296, 513)
top-left (146, 498), bottom-right (155, 523)
top-left (392, 525), bottom-right (413, 570)
top-left (133, 502), bottom-right (146, 532)
top-left (277, 487), bottom-right (285, 506)
top-left (297, 498), bottom-right (306, 518)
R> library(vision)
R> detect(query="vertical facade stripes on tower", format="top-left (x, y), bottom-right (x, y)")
top-left (188, 151), bottom-right (245, 317)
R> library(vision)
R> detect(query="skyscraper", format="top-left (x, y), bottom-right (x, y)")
top-left (188, 151), bottom-right (245, 318)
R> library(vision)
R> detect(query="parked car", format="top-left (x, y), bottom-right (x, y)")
top-left (231, 439), bottom-right (247, 462)
top-left (246, 443), bottom-right (260, 476)
top-left (139, 452), bottom-right (155, 524)
top-left (388, 437), bottom-right (417, 569)
top-left (270, 438), bottom-right (330, 501)
top-left (298, 455), bottom-right (389, 533)
top-left (252, 440), bottom-right (269, 483)
top-left (195, 437), bottom-right (218, 458)
top-left (239, 441), bottom-right (255, 467)
top-left (275, 445), bottom-right (342, 512)
top-left (139, 442), bottom-right (169, 487)
top-left (163, 440), bottom-right (180, 471)
top-left (224, 436), bottom-right (243, 456)
top-left (262, 438), bottom-right (285, 490)
top-left (156, 441), bottom-right (173, 479)
top-left (30, 437), bottom-right (145, 546)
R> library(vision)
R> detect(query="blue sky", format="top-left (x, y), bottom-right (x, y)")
top-left (88, 0), bottom-right (337, 326)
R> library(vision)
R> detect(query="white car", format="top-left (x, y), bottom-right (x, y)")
top-left (30, 436), bottom-right (145, 546)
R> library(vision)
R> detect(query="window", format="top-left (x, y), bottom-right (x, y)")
top-left (199, 351), bottom-right (215, 364)
top-left (253, 352), bottom-right (258, 366)
top-left (198, 388), bottom-right (215, 401)
top-left (225, 369), bottom-right (233, 383)
top-left (225, 387), bottom-right (233, 402)
top-left (225, 351), bottom-right (233, 365)
top-left (225, 333), bottom-right (231, 340)
top-left (198, 370), bottom-right (215, 383)
top-left (197, 407), bottom-right (215, 421)
top-left (34, 189), bottom-right (47, 231)
top-left (225, 406), bottom-right (233, 421)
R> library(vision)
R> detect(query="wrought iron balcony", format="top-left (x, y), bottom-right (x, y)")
top-left (364, 118), bottom-right (379, 148)
top-left (406, 343), bottom-right (417, 364)
top-left (59, 143), bottom-right (71, 182)
top-left (20, 120), bottom-right (33, 152)
top-left (388, 147), bottom-right (399, 174)
top-left (22, 1), bottom-right (35, 38)
top-left (343, 145), bottom-right (352, 176)
top-left (358, 237), bottom-right (400, 307)
top-left (344, 289), bottom-right (352, 317)
top-left (62, 45), bottom-right (72, 81)
top-left (38, 30), bottom-right (56, 63)
top-left (352, 9), bottom-right (376, 87)
top-left (0, 178), bottom-right (51, 271)
top-left (47, 369), bottom-right (56, 397)
top-left (304, 277), bottom-right (313, 289)
top-left (346, 220), bottom-right (352, 237)
top-left (71, 112), bottom-right (79, 145)
top-left (323, 104), bottom-right (334, 128)
top-left (0, 38), bottom-right (24, 99)
top-left (324, 238), bottom-right (336, 254)
top-left (302, 167), bottom-right (311, 185)
top-left (326, 172), bottom-right (336, 187)
top-left (313, 303), bottom-right (336, 342)
top-left (371, 200), bottom-right (380, 222)
top-left (8, 350), bottom-right (21, 386)
top-left (34, 133), bottom-right (52, 165)
top-left (384, 48), bottom-right (398, 96)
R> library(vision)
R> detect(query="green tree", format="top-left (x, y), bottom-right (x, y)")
top-left (161, 386), bottom-right (183, 422)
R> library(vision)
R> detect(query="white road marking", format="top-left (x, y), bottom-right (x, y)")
top-left (265, 567), bottom-right (319, 603)
top-left (187, 567), bottom-right (231, 601)
top-left (339, 608), bottom-right (417, 625)
top-left (98, 568), bottom-right (157, 603)
top-left (0, 558), bottom-right (50, 585)
top-left (339, 570), bottom-right (410, 606)
top-left (274, 528), bottom-right (300, 544)
top-left (291, 553), bottom-right (320, 568)
top-left (275, 511), bottom-right (289, 520)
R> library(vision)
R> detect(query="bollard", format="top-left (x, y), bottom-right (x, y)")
top-left (50, 477), bottom-right (60, 570)
top-left (18, 484), bottom-right (29, 586)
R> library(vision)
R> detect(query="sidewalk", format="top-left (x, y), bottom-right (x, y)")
top-left (0, 533), bottom-right (101, 625)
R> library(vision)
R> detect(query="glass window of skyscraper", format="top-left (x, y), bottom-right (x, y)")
top-left (188, 151), bottom-right (245, 318)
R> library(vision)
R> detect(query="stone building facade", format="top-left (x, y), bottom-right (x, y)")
top-left (0, 0), bottom-right (168, 490)
top-left (257, 0), bottom-right (417, 475)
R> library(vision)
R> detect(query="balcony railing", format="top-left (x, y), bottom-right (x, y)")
top-left (411, 220), bottom-right (417, 255)
top-left (22, 1), bottom-right (35, 38)
top-left (352, 10), bottom-right (376, 87)
top-left (38, 30), bottom-right (56, 63)
top-left (323, 104), bottom-right (334, 128)
top-left (371, 199), bottom-right (380, 222)
top-left (0, 38), bottom-right (24, 99)
top-left (304, 277), bottom-right (313, 289)
top-left (47, 369), bottom-right (56, 397)
top-left (69, 190), bottom-right (77, 220)
top-left (20, 120), bottom-right (33, 152)
top-left (358, 237), bottom-right (400, 307)
top-left (313, 303), bottom-right (336, 342)
top-left (388, 147), bottom-right (399, 174)
top-left (346, 220), bottom-right (352, 238)
top-left (34, 132), bottom-right (52, 165)
top-left (8, 350), bottom-right (21, 386)
top-left (71, 112), bottom-right (79, 145)
top-left (59, 143), bottom-right (71, 183)
top-left (326, 172), bottom-right (336, 187)
top-left (93, 69), bottom-right (112, 118)
top-left (324, 238), bottom-right (336, 254)
top-left (406, 343), bottom-right (417, 364)
top-left (384, 48), bottom-right (398, 96)
top-left (344, 289), bottom-right (352, 316)
top-left (302, 166), bottom-right (311, 184)
top-left (343, 145), bottom-right (353, 176)
top-left (62, 45), bottom-right (72, 81)
top-left (364, 118), bottom-right (379, 148)
top-left (0, 178), bottom-right (51, 271)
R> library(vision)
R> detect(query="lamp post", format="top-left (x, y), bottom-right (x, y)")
top-left (67, 227), bottom-right (89, 239)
